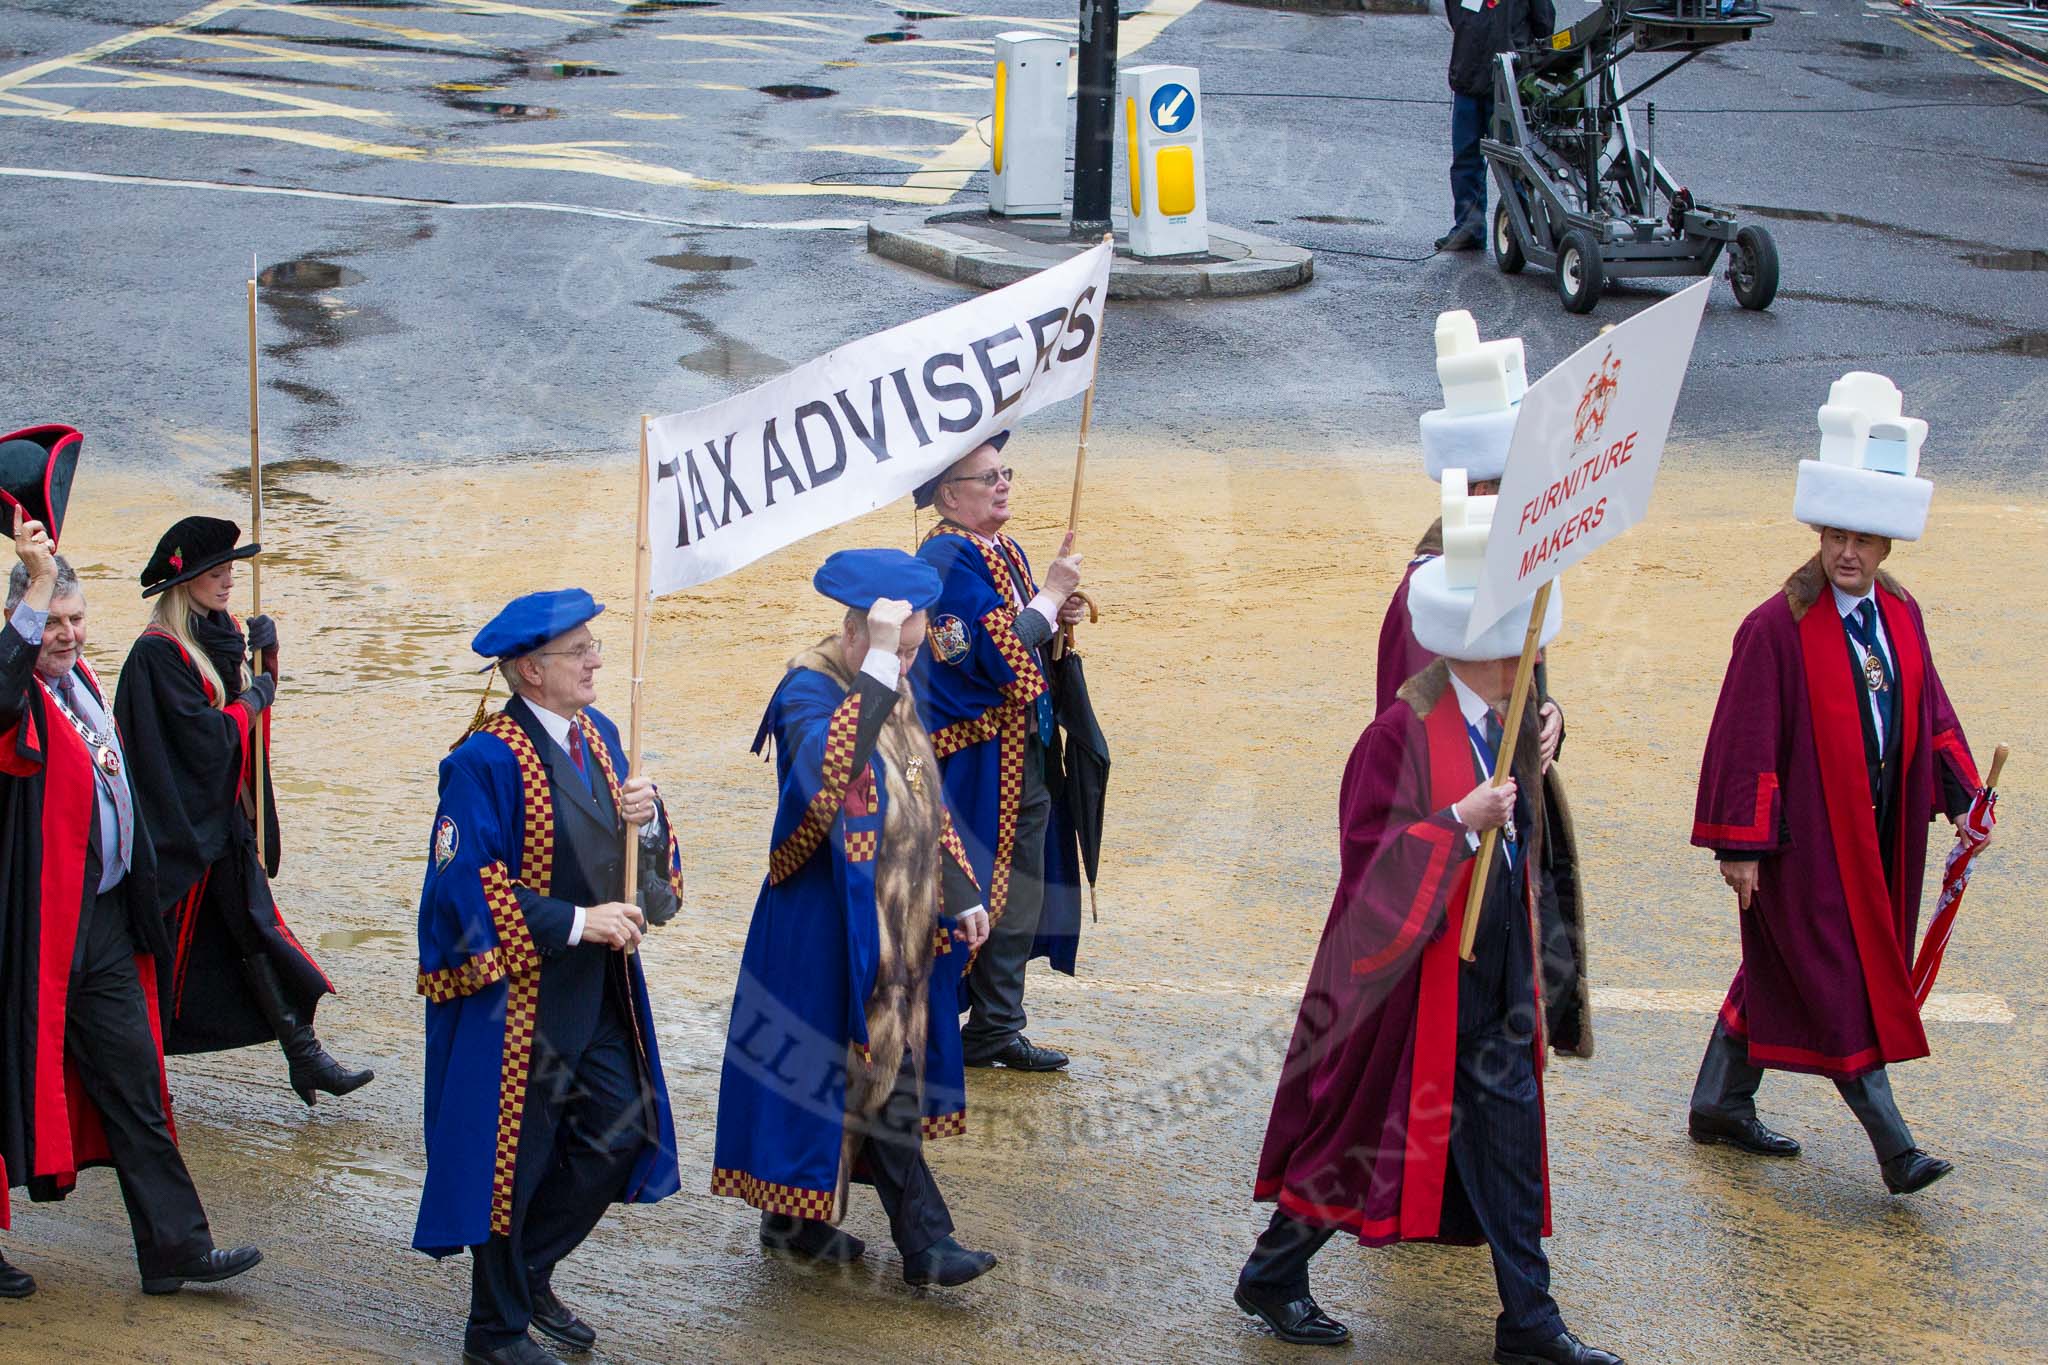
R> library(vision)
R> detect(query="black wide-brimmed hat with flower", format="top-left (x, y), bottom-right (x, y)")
top-left (0, 423), bottom-right (83, 546)
top-left (140, 516), bottom-right (260, 598)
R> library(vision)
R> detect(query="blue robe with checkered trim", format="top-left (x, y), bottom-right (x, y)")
top-left (710, 665), bottom-right (968, 1219)
top-left (412, 703), bottom-right (680, 1257)
top-left (913, 528), bottom-right (1084, 975)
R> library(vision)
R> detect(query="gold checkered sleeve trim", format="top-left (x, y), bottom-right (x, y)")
top-left (414, 860), bottom-right (545, 1001)
top-left (931, 709), bottom-right (1001, 759)
top-left (939, 809), bottom-right (979, 894)
top-left (767, 692), bottom-right (863, 885)
top-left (923, 1111), bottom-right (966, 1140)
top-left (981, 606), bottom-right (1048, 709)
top-left (844, 829), bottom-right (877, 863)
top-left (711, 1168), bottom-right (839, 1220)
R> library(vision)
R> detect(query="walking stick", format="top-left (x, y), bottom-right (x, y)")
top-left (246, 257), bottom-right (270, 869)
top-left (1051, 232), bottom-right (1112, 662)
top-left (621, 418), bottom-right (654, 947)
top-left (1457, 579), bottom-right (1553, 962)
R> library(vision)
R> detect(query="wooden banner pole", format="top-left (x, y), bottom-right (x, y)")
top-left (247, 260), bottom-right (270, 869)
top-left (1457, 578), bottom-right (1553, 962)
top-left (622, 415), bottom-right (653, 911)
top-left (1052, 231), bottom-right (1113, 662)
top-left (1985, 743), bottom-right (2010, 793)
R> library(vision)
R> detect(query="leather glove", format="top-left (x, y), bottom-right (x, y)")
top-left (245, 613), bottom-right (278, 654)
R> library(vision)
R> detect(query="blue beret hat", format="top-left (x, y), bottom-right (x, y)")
top-left (814, 548), bottom-right (941, 613)
top-left (472, 588), bottom-right (606, 661)
top-left (913, 429), bottom-right (1010, 509)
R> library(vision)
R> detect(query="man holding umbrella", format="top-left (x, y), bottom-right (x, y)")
top-left (913, 431), bottom-right (1095, 1074)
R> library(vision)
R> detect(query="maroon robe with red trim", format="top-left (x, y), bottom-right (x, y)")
top-left (1693, 559), bottom-right (1977, 1080)
top-left (1375, 524), bottom-right (1441, 718)
top-left (0, 657), bottom-right (175, 1230)
top-left (1254, 663), bottom-right (1583, 1246)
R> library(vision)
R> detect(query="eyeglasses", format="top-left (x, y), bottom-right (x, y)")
top-left (536, 640), bottom-right (603, 662)
top-left (944, 467), bottom-right (1014, 489)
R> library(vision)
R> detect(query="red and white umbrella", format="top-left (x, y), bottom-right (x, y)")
top-left (1911, 743), bottom-right (2009, 1006)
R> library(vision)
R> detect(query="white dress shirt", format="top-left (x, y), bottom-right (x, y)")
top-left (967, 529), bottom-right (1061, 635)
top-left (1832, 582), bottom-right (1895, 757)
top-left (1445, 670), bottom-right (1498, 852)
top-left (524, 699), bottom-right (664, 946)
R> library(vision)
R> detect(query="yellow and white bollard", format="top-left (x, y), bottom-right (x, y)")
top-left (1118, 63), bottom-right (1208, 257)
top-left (990, 32), bottom-right (1068, 218)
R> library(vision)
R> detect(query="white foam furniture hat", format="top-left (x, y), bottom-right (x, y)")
top-left (1409, 469), bottom-right (1564, 662)
top-left (1792, 371), bottom-right (1932, 541)
top-left (1420, 310), bottom-right (1527, 484)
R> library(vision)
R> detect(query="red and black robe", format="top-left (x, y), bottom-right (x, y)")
top-left (1254, 662), bottom-right (1591, 1245)
top-left (0, 639), bottom-right (174, 1229)
top-left (1693, 559), bottom-right (1977, 1079)
top-left (111, 623), bottom-right (330, 1055)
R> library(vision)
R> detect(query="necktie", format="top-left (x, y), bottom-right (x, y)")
top-left (1466, 710), bottom-right (1516, 870)
top-left (1846, 600), bottom-right (1895, 742)
top-left (566, 723), bottom-right (594, 794)
top-left (57, 673), bottom-right (134, 877)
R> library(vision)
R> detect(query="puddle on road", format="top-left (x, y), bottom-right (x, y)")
top-left (258, 261), bottom-right (365, 291)
top-left (1964, 249), bottom-right (2048, 272)
top-left (520, 60), bottom-right (619, 79)
top-left (1985, 332), bottom-right (2048, 358)
top-left (627, 0), bottom-right (721, 8)
top-left (680, 339), bottom-right (787, 380)
top-left (1735, 204), bottom-right (1996, 251)
top-left (444, 97), bottom-right (560, 119)
top-left (1296, 213), bottom-right (1382, 226)
top-left (866, 30), bottom-right (920, 43)
top-left (758, 84), bottom-right (837, 100)
top-left (1838, 39), bottom-right (1910, 59)
top-left (651, 251), bottom-right (754, 272)
top-left (894, 7), bottom-right (957, 17)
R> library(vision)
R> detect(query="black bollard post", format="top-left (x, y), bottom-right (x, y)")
top-left (1070, 0), bottom-right (1119, 237)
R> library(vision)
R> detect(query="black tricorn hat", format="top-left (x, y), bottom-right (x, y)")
top-left (914, 429), bottom-right (1010, 509)
top-left (141, 515), bottom-right (260, 598)
top-left (0, 424), bottom-right (83, 545)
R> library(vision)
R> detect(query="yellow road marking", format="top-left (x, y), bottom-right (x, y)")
top-left (243, 2), bottom-right (497, 45)
top-left (1894, 14), bottom-right (2048, 92)
top-left (0, 0), bottom-right (255, 96)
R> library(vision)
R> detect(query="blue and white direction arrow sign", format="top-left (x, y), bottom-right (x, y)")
top-left (1148, 81), bottom-right (1195, 134)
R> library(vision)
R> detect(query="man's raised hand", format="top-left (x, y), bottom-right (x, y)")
top-left (11, 508), bottom-right (54, 584)
top-left (1455, 778), bottom-right (1517, 833)
top-left (1044, 530), bottom-right (1082, 599)
top-left (865, 597), bottom-right (913, 655)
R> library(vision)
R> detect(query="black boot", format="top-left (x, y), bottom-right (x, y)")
top-left (0, 1252), bottom-right (36, 1298)
top-left (243, 955), bottom-right (373, 1106)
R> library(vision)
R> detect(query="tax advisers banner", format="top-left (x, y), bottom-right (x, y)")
top-left (645, 241), bottom-right (1113, 595)
top-left (1465, 279), bottom-right (1711, 644)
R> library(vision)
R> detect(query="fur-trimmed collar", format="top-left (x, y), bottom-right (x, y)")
top-left (1414, 517), bottom-right (1443, 559)
top-left (1783, 556), bottom-right (1906, 623)
top-left (791, 636), bottom-right (853, 687)
top-left (1395, 657), bottom-right (1450, 714)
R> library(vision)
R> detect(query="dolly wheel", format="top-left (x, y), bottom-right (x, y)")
top-left (1557, 229), bottom-right (1603, 313)
top-left (1728, 224), bottom-right (1780, 311)
top-left (1493, 199), bottom-right (1526, 275)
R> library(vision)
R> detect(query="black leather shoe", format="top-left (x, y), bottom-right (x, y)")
top-left (903, 1236), bottom-right (997, 1287)
top-left (1881, 1148), bottom-right (1953, 1195)
top-left (462, 1335), bottom-right (563, 1365)
top-left (529, 1285), bottom-right (595, 1354)
top-left (1494, 1330), bottom-right (1627, 1364)
top-left (1234, 1283), bottom-right (1350, 1346)
top-left (1434, 228), bottom-right (1483, 252)
top-left (1688, 1110), bottom-right (1800, 1157)
top-left (140, 1244), bottom-right (263, 1295)
top-left (0, 1253), bottom-right (35, 1299)
top-left (760, 1211), bottom-right (865, 1263)
top-left (967, 1035), bottom-right (1068, 1072)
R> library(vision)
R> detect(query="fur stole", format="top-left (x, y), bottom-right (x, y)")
top-left (1783, 556), bottom-right (1905, 623)
top-left (789, 641), bottom-right (945, 1141)
top-left (1414, 517), bottom-right (1444, 559)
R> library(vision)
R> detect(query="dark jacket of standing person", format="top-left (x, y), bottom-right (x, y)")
top-left (1447, 0), bottom-right (1556, 96)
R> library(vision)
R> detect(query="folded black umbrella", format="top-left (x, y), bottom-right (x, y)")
top-left (1049, 647), bottom-right (1109, 914)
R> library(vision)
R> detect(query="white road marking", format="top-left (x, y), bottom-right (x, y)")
top-left (0, 165), bottom-right (866, 230)
top-left (1065, 977), bottom-right (2015, 1024)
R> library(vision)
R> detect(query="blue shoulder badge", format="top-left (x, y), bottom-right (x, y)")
top-left (432, 815), bottom-right (459, 871)
top-left (929, 613), bottom-right (971, 665)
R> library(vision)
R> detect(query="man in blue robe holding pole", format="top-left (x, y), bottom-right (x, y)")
top-left (712, 549), bottom-right (998, 1288)
top-left (414, 589), bottom-right (684, 1365)
top-left (912, 432), bottom-right (1088, 1072)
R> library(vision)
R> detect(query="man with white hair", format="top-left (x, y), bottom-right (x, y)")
top-left (1688, 373), bottom-right (1981, 1196)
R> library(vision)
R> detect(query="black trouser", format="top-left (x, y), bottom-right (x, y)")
top-left (66, 863), bottom-right (212, 1279)
top-left (1690, 1019), bottom-right (1915, 1161)
top-left (852, 1058), bottom-right (954, 1257)
top-left (467, 1010), bottom-right (651, 1352)
top-left (1240, 1029), bottom-right (1564, 1349)
top-left (963, 736), bottom-right (1052, 1059)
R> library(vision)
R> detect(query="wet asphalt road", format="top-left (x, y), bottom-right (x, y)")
top-left (0, 0), bottom-right (2043, 480)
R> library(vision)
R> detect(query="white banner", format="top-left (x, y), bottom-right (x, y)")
top-left (1466, 280), bottom-right (1711, 644)
top-left (644, 242), bottom-right (1113, 595)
